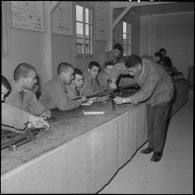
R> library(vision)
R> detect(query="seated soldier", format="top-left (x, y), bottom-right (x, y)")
top-left (5, 63), bottom-right (51, 119)
top-left (99, 61), bottom-right (114, 88)
top-left (98, 43), bottom-right (126, 67)
top-left (154, 52), bottom-right (163, 64)
top-left (2, 75), bottom-right (49, 132)
top-left (39, 62), bottom-right (86, 111)
top-left (66, 68), bottom-right (87, 101)
top-left (161, 57), bottom-right (178, 76)
top-left (81, 61), bottom-right (106, 96)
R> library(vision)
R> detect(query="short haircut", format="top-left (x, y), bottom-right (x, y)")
top-left (2, 75), bottom-right (11, 91)
top-left (154, 52), bottom-right (163, 60)
top-left (104, 61), bottom-right (114, 69)
top-left (73, 68), bottom-right (83, 78)
top-left (113, 43), bottom-right (123, 53)
top-left (159, 48), bottom-right (166, 53)
top-left (14, 63), bottom-right (36, 81)
top-left (57, 62), bottom-right (74, 75)
top-left (125, 55), bottom-right (142, 68)
top-left (162, 57), bottom-right (172, 67)
top-left (88, 61), bottom-right (101, 71)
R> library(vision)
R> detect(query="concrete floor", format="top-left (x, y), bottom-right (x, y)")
top-left (99, 96), bottom-right (193, 194)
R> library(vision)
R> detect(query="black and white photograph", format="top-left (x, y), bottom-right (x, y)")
top-left (1, 1), bottom-right (193, 194)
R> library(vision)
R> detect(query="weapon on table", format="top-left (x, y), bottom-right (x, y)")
top-left (1, 126), bottom-right (49, 152)
top-left (71, 84), bottom-right (140, 100)
top-left (71, 84), bottom-right (140, 110)
top-left (86, 84), bottom-right (140, 110)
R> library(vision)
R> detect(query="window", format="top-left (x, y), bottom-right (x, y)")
top-left (123, 22), bottom-right (131, 56)
top-left (75, 3), bottom-right (93, 56)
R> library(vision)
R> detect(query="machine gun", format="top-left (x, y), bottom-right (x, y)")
top-left (72, 84), bottom-right (140, 110)
top-left (1, 125), bottom-right (50, 152)
top-left (81, 84), bottom-right (140, 110)
top-left (83, 84), bottom-right (140, 99)
top-left (109, 84), bottom-right (140, 110)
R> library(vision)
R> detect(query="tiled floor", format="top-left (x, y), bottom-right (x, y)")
top-left (99, 97), bottom-right (193, 194)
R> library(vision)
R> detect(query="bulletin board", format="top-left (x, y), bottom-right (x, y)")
top-left (11, 1), bottom-right (44, 32)
top-left (52, 1), bottom-right (73, 36)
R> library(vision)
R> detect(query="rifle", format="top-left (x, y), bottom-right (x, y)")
top-left (85, 84), bottom-right (140, 99)
top-left (71, 84), bottom-right (140, 110)
top-left (1, 126), bottom-right (49, 151)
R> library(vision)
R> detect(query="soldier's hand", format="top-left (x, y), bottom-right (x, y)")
top-left (109, 82), bottom-right (117, 89)
top-left (80, 96), bottom-right (88, 103)
top-left (113, 96), bottom-right (124, 105)
top-left (41, 109), bottom-right (51, 119)
top-left (29, 115), bottom-right (50, 129)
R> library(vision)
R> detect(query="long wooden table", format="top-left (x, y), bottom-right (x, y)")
top-left (1, 100), bottom-right (148, 193)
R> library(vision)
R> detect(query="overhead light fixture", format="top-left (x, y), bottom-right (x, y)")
top-left (138, 0), bottom-right (140, 2)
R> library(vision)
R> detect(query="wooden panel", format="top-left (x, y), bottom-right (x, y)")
top-left (117, 112), bottom-right (137, 167)
top-left (1, 135), bottom-right (93, 193)
top-left (170, 80), bottom-right (189, 116)
top-left (1, 103), bottom-right (147, 193)
top-left (117, 104), bottom-right (148, 168)
top-left (135, 105), bottom-right (148, 148)
top-left (90, 120), bottom-right (118, 192)
top-left (140, 12), bottom-right (194, 79)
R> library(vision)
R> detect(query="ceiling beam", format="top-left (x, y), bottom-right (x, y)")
top-left (112, 6), bottom-right (132, 29)
top-left (48, 1), bottom-right (60, 12)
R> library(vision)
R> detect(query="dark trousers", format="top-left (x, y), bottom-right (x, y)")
top-left (147, 101), bottom-right (171, 153)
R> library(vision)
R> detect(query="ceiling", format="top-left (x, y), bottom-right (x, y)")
top-left (131, 2), bottom-right (194, 16)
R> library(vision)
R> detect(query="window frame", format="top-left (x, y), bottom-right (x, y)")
top-left (75, 2), bottom-right (93, 57)
top-left (2, 1), bottom-right (10, 57)
top-left (123, 21), bottom-right (131, 56)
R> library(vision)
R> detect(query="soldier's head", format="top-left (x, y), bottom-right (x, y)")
top-left (88, 61), bottom-right (101, 79)
top-left (57, 62), bottom-right (74, 85)
top-left (1, 75), bottom-right (11, 101)
top-left (125, 55), bottom-right (143, 78)
top-left (104, 61), bottom-right (114, 74)
top-left (159, 48), bottom-right (167, 58)
top-left (113, 43), bottom-right (123, 59)
top-left (72, 68), bottom-right (84, 89)
top-left (14, 63), bottom-right (37, 90)
top-left (154, 52), bottom-right (163, 63)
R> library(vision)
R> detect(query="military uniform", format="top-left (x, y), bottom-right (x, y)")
top-left (81, 73), bottom-right (106, 96)
top-left (5, 80), bottom-right (47, 116)
top-left (98, 71), bottom-right (110, 88)
top-left (124, 58), bottom-right (174, 154)
top-left (66, 83), bottom-right (83, 99)
top-left (2, 103), bottom-right (30, 131)
top-left (39, 77), bottom-right (81, 110)
top-left (98, 50), bottom-right (126, 68)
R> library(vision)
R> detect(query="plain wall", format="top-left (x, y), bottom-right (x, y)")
top-left (140, 12), bottom-right (194, 79)
top-left (2, 2), bottom-right (109, 87)
top-left (2, 2), bottom-right (48, 87)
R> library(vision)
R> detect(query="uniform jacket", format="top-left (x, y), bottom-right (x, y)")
top-left (81, 73), bottom-right (106, 96)
top-left (66, 83), bottom-right (83, 99)
top-left (98, 71), bottom-right (110, 88)
top-left (109, 58), bottom-right (174, 107)
top-left (39, 77), bottom-right (80, 110)
top-left (98, 50), bottom-right (126, 68)
top-left (5, 80), bottom-right (46, 116)
top-left (2, 103), bottom-right (30, 131)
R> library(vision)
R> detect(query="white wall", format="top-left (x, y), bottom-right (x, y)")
top-left (140, 12), bottom-right (194, 79)
top-left (2, 1), bottom-right (109, 87)
top-left (1, 2), bottom-right (49, 87)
